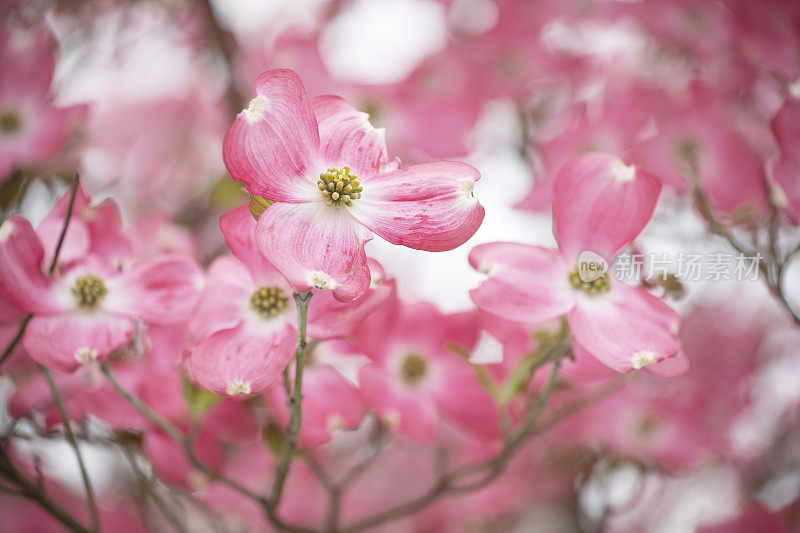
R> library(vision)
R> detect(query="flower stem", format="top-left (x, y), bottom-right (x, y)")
top-left (269, 291), bottom-right (313, 511)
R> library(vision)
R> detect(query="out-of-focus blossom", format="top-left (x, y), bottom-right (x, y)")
top-left (355, 299), bottom-right (499, 443)
top-left (0, 188), bottom-right (203, 372)
top-left (81, 92), bottom-right (227, 215)
top-left (471, 153), bottom-right (685, 375)
top-left (772, 96), bottom-right (800, 222)
top-left (0, 24), bottom-right (82, 180)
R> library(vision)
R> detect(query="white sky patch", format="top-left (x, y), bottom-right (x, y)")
top-left (469, 330), bottom-right (504, 365)
top-left (210, 0), bottom-right (326, 36)
top-left (320, 0), bottom-right (448, 85)
top-left (541, 17), bottom-right (648, 66)
top-left (449, 0), bottom-right (499, 36)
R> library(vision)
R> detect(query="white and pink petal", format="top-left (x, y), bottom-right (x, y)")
top-left (350, 161), bottom-right (484, 251)
top-left (106, 255), bottom-right (204, 325)
top-left (188, 256), bottom-right (252, 345)
top-left (219, 204), bottom-right (278, 279)
top-left (222, 69), bottom-right (321, 203)
top-left (312, 95), bottom-right (388, 178)
top-left (567, 281), bottom-right (682, 374)
top-left (0, 216), bottom-right (64, 314)
top-left (189, 322), bottom-right (296, 397)
top-left (553, 153), bottom-right (662, 263)
top-left (469, 242), bottom-right (576, 325)
top-left (255, 201), bottom-right (373, 302)
top-left (23, 313), bottom-right (133, 373)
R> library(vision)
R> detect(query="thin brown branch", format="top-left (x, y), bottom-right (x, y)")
top-left (689, 169), bottom-right (800, 326)
top-left (0, 448), bottom-right (91, 533)
top-left (0, 314), bottom-right (32, 370)
top-left (122, 447), bottom-right (189, 533)
top-left (100, 360), bottom-right (314, 533)
top-left (40, 365), bottom-right (100, 532)
top-left (342, 348), bottom-right (568, 533)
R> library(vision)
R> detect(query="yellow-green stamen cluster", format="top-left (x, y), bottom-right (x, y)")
top-left (250, 286), bottom-right (289, 317)
top-left (72, 275), bottom-right (108, 308)
top-left (568, 267), bottom-right (611, 296)
top-left (0, 110), bottom-right (21, 134)
top-left (317, 166), bottom-right (362, 208)
top-left (400, 353), bottom-right (428, 385)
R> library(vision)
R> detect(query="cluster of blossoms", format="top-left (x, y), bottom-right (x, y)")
top-left (1, 1), bottom-right (800, 532)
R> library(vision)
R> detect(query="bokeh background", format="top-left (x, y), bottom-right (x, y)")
top-left (2, 0), bottom-right (800, 531)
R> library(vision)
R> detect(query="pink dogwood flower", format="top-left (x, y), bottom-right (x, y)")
top-left (470, 152), bottom-right (685, 375)
top-left (187, 205), bottom-right (297, 397)
top-left (0, 196), bottom-right (203, 373)
top-left (223, 69), bottom-right (484, 301)
top-left (188, 205), bottom-right (390, 397)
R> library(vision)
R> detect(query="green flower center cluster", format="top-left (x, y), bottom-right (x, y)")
top-left (250, 285), bottom-right (289, 317)
top-left (317, 166), bottom-right (362, 208)
top-left (72, 275), bottom-right (108, 308)
top-left (0, 110), bottom-right (22, 134)
top-left (400, 353), bottom-right (428, 385)
top-left (568, 267), bottom-right (611, 296)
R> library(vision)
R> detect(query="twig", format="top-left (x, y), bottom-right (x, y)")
top-left (341, 348), bottom-right (568, 533)
top-left (48, 172), bottom-right (80, 276)
top-left (40, 365), bottom-right (100, 532)
top-left (0, 448), bottom-right (91, 533)
top-left (182, 490), bottom-right (233, 533)
top-left (0, 173), bottom-right (96, 532)
top-left (100, 362), bottom-right (261, 503)
top-left (686, 163), bottom-right (800, 326)
top-left (122, 447), bottom-right (189, 533)
top-left (268, 291), bottom-right (313, 510)
top-left (100, 361), bottom-right (314, 533)
top-left (0, 314), bottom-right (32, 369)
top-left (35, 173), bottom-right (99, 531)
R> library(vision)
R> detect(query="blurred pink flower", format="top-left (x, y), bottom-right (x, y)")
top-left (355, 300), bottom-right (500, 443)
top-left (81, 92), bottom-right (226, 215)
top-left (772, 96), bottom-right (800, 222)
top-left (470, 152), bottom-right (685, 375)
top-left (0, 24), bottom-right (83, 180)
top-left (0, 190), bottom-right (203, 372)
